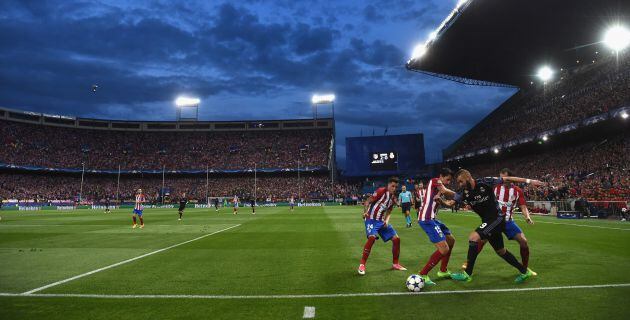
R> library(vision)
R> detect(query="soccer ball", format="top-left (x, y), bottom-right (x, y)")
top-left (406, 274), bottom-right (424, 292)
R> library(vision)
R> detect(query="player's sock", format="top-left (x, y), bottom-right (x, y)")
top-left (477, 241), bottom-right (486, 253)
top-left (405, 215), bottom-right (412, 225)
top-left (360, 237), bottom-right (376, 265)
top-left (440, 244), bottom-right (454, 272)
top-left (392, 237), bottom-right (400, 264)
top-left (499, 250), bottom-right (527, 274)
top-left (520, 246), bottom-right (530, 269)
top-left (139, 217), bottom-right (144, 225)
top-left (132, 216), bottom-right (137, 224)
top-left (465, 241), bottom-right (479, 275)
top-left (179, 212), bottom-right (182, 219)
top-left (420, 250), bottom-right (443, 275)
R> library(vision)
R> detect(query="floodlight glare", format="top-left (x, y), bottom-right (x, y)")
top-left (493, 148), bottom-right (500, 154)
top-left (603, 25), bottom-right (630, 52)
top-left (312, 94), bottom-right (335, 104)
top-left (622, 112), bottom-right (629, 119)
top-left (456, 0), bottom-right (468, 9)
top-left (542, 135), bottom-right (549, 141)
top-left (175, 96), bottom-right (200, 107)
top-left (411, 43), bottom-right (427, 60)
top-left (428, 30), bottom-right (438, 41)
top-left (537, 66), bottom-right (553, 82)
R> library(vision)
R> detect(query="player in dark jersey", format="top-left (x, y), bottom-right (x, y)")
top-left (104, 197), bottom-right (111, 213)
top-left (413, 181), bottom-right (424, 211)
top-left (439, 169), bottom-right (544, 283)
top-left (213, 198), bottom-right (219, 212)
top-left (250, 198), bottom-right (256, 215)
top-left (178, 193), bottom-right (187, 221)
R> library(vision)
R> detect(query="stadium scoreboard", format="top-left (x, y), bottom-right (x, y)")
top-left (370, 152), bottom-right (398, 171)
top-left (345, 134), bottom-right (425, 176)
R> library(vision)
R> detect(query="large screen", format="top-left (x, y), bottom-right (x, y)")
top-left (345, 134), bottom-right (425, 176)
top-left (370, 152), bottom-right (398, 171)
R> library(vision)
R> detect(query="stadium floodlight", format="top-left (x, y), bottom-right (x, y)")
top-left (622, 111), bottom-right (629, 119)
top-left (311, 94), bottom-right (335, 104)
top-left (537, 66), bottom-right (553, 82)
top-left (428, 30), bottom-right (438, 41)
top-left (493, 148), bottom-right (500, 154)
top-left (175, 96), bottom-right (200, 107)
top-left (456, 0), bottom-right (468, 9)
top-left (603, 25), bottom-right (630, 52)
top-left (542, 135), bottom-right (549, 142)
top-left (411, 43), bottom-right (427, 60)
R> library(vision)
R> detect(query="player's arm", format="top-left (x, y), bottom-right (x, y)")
top-left (502, 176), bottom-right (545, 187)
top-left (362, 196), bottom-right (374, 218)
top-left (436, 180), bottom-right (456, 199)
top-left (516, 187), bottom-right (533, 224)
top-left (383, 207), bottom-right (394, 226)
top-left (440, 192), bottom-right (463, 207)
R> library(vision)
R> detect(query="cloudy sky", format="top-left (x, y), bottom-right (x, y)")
top-left (0, 0), bottom-right (516, 165)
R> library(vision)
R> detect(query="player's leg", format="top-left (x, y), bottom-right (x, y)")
top-left (359, 220), bottom-right (381, 275)
top-left (178, 209), bottom-right (183, 220)
top-left (512, 231), bottom-right (536, 275)
top-left (451, 230), bottom-right (481, 281)
top-left (132, 212), bottom-right (137, 228)
top-left (488, 233), bottom-right (531, 282)
top-left (438, 232), bottom-right (455, 278)
top-left (461, 239), bottom-right (487, 270)
top-left (418, 220), bottom-right (449, 285)
top-left (138, 211), bottom-right (144, 228)
top-left (379, 225), bottom-right (406, 271)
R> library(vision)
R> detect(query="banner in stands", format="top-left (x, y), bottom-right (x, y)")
top-left (0, 163), bottom-right (328, 175)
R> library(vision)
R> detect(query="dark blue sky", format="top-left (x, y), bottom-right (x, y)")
top-left (0, 0), bottom-right (516, 164)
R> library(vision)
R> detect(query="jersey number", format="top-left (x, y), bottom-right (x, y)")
top-left (367, 224), bottom-right (374, 233)
top-left (479, 223), bottom-right (487, 229)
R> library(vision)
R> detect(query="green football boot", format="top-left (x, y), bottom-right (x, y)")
top-left (420, 275), bottom-right (436, 286)
top-left (515, 269), bottom-right (533, 284)
top-left (436, 270), bottom-right (452, 279)
top-left (450, 271), bottom-right (472, 282)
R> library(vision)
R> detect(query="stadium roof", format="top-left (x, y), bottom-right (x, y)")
top-left (406, 0), bottom-right (630, 87)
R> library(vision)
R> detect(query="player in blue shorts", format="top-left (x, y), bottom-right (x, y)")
top-left (398, 185), bottom-right (413, 228)
top-left (416, 168), bottom-right (455, 285)
top-left (358, 177), bottom-right (407, 275)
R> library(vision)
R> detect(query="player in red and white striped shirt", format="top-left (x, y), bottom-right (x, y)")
top-left (132, 189), bottom-right (145, 229)
top-left (462, 168), bottom-right (536, 275)
top-left (416, 168), bottom-right (456, 285)
top-left (357, 177), bottom-right (406, 275)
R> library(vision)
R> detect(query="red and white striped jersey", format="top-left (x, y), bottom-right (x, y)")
top-left (135, 194), bottom-right (145, 210)
top-left (233, 196), bottom-right (238, 203)
top-left (367, 187), bottom-right (395, 221)
top-left (494, 184), bottom-right (526, 221)
top-left (418, 178), bottom-right (440, 222)
top-left (415, 188), bottom-right (426, 207)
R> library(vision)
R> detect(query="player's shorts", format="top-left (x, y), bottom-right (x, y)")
top-left (234, 203), bottom-right (239, 208)
top-left (419, 219), bottom-right (452, 243)
top-left (133, 209), bottom-right (143, 216)
top-left (476, 217), bottom-right (505, 249)
top-left (178, 206), bottom-right (186, 212)
top-left (364, 219), bottom-right (397, 242)
top-left (504, 220), bottom-right (523, 239)
top-left (401, 202), bottom-right (411, 213)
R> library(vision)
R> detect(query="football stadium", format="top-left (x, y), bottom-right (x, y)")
top-left (1, 0), bottom-right (629, 319)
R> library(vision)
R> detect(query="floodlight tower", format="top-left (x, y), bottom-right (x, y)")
top-left (175, 96), bottom-right (201, 121)
top-left (312, 93), bottom-right (336, 201)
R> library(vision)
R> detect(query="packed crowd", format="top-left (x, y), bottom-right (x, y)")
top-left (0, 122), bottom-right (331, 170)
top-left (0, 172), bottom-right (361, 203)
top-left (463, 135), bottom-right (629, 202)
top-left (451, 52), bottom-right (630, 155)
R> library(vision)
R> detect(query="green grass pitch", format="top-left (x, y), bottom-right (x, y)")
top-left (1, 206), bottom-right (629, 319)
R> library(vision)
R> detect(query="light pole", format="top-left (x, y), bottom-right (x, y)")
top-left (312, 94), bottom-right (336, 201)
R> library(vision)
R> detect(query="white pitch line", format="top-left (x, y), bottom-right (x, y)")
top-left (448, 212), bottom-right (630, 231)
top-left (3, 283), bottom-right (628, 299)
top-left (21, 224), bottom-right (241, 295)
top-left (303, 306), bottom-right (316, 319)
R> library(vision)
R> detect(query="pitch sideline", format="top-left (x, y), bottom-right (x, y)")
top-left (3, 283), bottom-right (628, 299)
